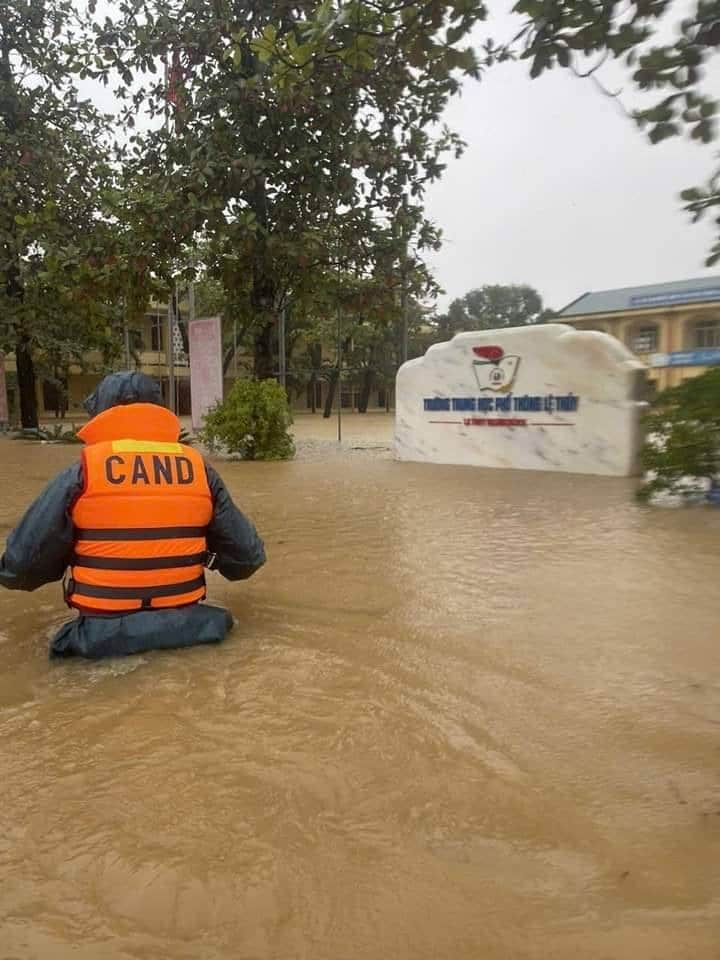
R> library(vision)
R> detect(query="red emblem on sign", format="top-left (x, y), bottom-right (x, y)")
top-left (472, 346), bottom-right (504, 362)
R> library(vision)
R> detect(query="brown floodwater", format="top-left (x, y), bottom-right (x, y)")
top-left (1, 419), bottom-right (720, 959)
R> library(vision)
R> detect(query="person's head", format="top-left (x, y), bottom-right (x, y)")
top-left (83, 372), bottom-right (163, 419)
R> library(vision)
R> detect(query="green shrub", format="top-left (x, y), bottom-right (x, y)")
top-left (200, 378), bottom-right (295, 461)
top-left (637, 368), bottom-right (720, 502)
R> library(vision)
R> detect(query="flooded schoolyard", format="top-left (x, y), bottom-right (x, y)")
top-left (1, 414), bottom-right (719, 959)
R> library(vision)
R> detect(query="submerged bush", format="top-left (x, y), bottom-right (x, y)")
top-left (637, 368), bottom-right (720, 502)
top-left (201, 378), bottom-right (295, 461)
top-left (13, 424), bottom-right (82, 444)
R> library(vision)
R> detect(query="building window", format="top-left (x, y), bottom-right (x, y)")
top-left (129, 328), bottom-right (144, 352)
top-left (630, 325), bottom-right (658, 354)
top-left (694, 318), bottom-right (720, 349)
top-left (149, 314), bottom-right (164, 352)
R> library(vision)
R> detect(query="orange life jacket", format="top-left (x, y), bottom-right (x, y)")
top-left (67, 403), bottom-right (213, 615)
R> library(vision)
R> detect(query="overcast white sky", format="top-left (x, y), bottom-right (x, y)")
top-left (425, 6), bottom-right (719, 312)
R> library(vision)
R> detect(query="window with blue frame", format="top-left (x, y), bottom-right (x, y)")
top-left (694, 318), bottom-right (720, 349)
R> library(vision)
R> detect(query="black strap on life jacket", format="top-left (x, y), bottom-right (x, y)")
top-left (75, 526), bottom-right (207, 541)
top-left (71, 552), bottom-right (208, 571)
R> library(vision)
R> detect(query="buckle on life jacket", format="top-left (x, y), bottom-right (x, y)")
top-left (62, 572), bottom-right (75, 608)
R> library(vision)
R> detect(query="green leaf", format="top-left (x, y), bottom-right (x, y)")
top-left (408, 41), bottom-right (427, 68)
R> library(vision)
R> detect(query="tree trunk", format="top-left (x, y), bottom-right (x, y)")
top-left (15, 336), bottom-right (38, 430)
top-left (308, 342), bottom-right (322, 414)
top-left (253, 320), bottom-right (275, 380)
top-left (357, 367), bottom-right (374, 414)
top-left (2, 49), bottom-right (36, 429)
top-left (59, 373), bottom-right (68, 420)
top-left (323, 370), bottom-right (338, 418)
top-left (248, 174), bottom-right (277, 381)
top-left (222, 316), bottom-right (256, 375)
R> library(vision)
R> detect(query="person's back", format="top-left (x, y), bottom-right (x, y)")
top-left (0, 372), bottom-right (266, 658)
top-left (67, 401), bottom-right (213, 615)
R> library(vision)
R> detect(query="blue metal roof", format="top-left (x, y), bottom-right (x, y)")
top-left (558, 276), bottom-right (720, 317)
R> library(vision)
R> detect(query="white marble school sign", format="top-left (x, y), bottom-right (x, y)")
top-left (395, 324), bottom-right (646, 476)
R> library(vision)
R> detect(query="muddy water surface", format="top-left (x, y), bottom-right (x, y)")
top-left (1, 418), bottom-right (719, 959)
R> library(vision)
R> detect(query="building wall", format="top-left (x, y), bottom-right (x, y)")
top-left (2, 304), bottom-right (398, 422)
top-left (563, 302), bottom-right (720, 391)
top-left (2, 304), bottom-right (193, 421)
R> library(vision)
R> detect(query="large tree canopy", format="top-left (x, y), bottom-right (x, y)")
top-left (0, 0), bottom-right (152, 428)
top-left (88, 0), bottom-right (495, 378)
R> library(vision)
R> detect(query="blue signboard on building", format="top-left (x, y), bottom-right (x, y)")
top-left (631, 287), bottom-right (720, 308)
top-left (650, 348), bottom-right (720, 368)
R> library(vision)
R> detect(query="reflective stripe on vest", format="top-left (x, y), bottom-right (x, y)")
top-left (68, 424), bottom-right (213, 614)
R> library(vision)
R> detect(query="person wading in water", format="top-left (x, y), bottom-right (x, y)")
top-left (0, 371), bottom-right (265, 658)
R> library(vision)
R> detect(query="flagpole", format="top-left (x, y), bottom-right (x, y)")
top-left (337, 310), bottom-right (342, 444)
top-left (122, 294), bottom-right (130, 368)
top-left (164, 52), bottom-right (176, 412)
top-left (233, 316), bottom-right (238, 377)
top-left (278, 302), bottom-right (287, 390)
top-left (188, 280), bottom-right (195, 410)
top-left (167, 290), bottom-right (176, 413)
top-left (336, 254), bottom-right (342, 445)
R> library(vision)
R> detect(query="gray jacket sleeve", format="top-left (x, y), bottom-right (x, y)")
top-left (205, 465), bottom-right (266, 581)
top-left (0, 462), bottom-right (83, 592)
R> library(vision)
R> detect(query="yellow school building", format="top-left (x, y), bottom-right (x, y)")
top-left (2, 306), bottom-right (193, 420)
top-left (557, 275), bottom-right (720, 392)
